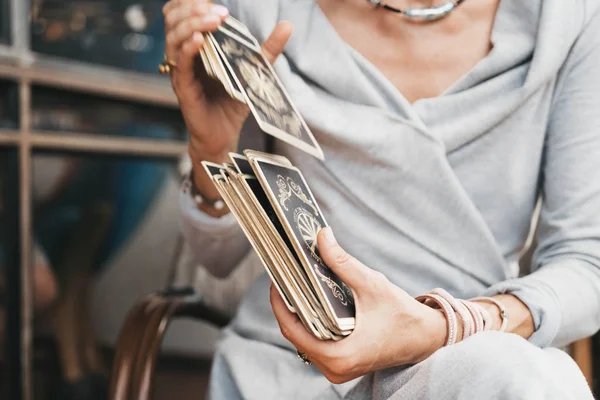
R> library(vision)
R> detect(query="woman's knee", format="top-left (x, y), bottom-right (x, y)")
top-left (431, 331), bottom-right (534, 370)
top-left (426, 331), bottom-right (591, 400)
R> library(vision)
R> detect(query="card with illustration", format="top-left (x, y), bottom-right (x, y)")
top-left (250, 156), bottom-right (355, 328)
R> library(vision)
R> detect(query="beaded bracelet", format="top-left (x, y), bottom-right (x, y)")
top-left (182, 168), bottom-right (226, 211)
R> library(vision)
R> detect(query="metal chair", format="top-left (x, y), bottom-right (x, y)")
top-left (108, 288), bottom-right (230, 400)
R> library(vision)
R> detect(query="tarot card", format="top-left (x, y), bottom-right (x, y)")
top-left (243, 151), bottom-right (353, 334)
top-left (202, 34), bottom-right (239, 99)
top-left (242, 150), bottom-right (293, 167)
top-left (202, 155), bottom-right (352, 339)
top-left (240, 175), bottom-right (321, 309)
top-left (209, 164), bottom-right (337, 339)
top-left (222, 170), bottom-right (330, 339)
top-left (223, 15), bottom-right (251, 35)
top-left (225, 172), bottom-right (329, 339)
top-left (249, 156), bottom-right (356, 330)
top-left (229, 155), bottom-right (340, 330)
top-left (222, 17), bottom-right (260, 48)
top-left (200, 161), bottom-right (296, 313)
top-left (199, 46), bottom-right (215, 79)
top-left (210, 28), bottom-right (325, 160)
top-left (204, 33), bottom-right (246, 102)
top-left (229, 152), bottom-right (256, 175)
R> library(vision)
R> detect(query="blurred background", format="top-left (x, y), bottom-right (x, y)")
top-left (0, 1), bottom-right (598, 400)
top-left (0, 0), bottom-right (267, 399)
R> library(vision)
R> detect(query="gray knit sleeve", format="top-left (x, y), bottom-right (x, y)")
top-left (485, 9), bottom-right (600, 347)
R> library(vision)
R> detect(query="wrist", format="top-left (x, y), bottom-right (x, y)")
top-left (189, 145), bottom-right (231, 169)
top-left (474, 294), bottom-right (534, 338)
top-left (410, 305), bottom-right (448, 364)
top-left (188, 134), bottom-right (236, 169)
top-left (187, 152), bottom-right (232, 218)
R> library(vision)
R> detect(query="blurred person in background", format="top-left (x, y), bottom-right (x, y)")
top-left (167, 0), bottom-right (600, 399)
top-left (2, 2), bottom-right (178, 399)
top-left (32, 150), bottom-right (171, 400)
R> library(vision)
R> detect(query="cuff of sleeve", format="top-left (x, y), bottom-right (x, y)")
top-left (179, 185), bottom-right (239, 238)
top-left (484, 272), bottom-right (562, 348)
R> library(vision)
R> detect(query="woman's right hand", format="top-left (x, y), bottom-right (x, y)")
top-left (162, 0), bottom-right (293, 174)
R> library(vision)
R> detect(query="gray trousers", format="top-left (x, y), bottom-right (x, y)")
top-left (208, 331), bottom-right (593, 399)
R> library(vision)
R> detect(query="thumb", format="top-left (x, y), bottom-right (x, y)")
top-left (317, 227), bottom-right (371, 291)
top-left (262, 21), bottom-right (293, 64)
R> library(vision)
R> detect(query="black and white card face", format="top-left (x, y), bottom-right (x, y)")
top-left (250, 157), bottom-right (355, 327)
top-left (210, 28), bottom-right (325, 160)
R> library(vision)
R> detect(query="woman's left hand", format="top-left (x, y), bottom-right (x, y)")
top-left (269, 227), bottom-right (448, 384)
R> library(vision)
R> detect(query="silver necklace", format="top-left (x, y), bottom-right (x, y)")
top-left (367, 0), bottom-right (466, 21)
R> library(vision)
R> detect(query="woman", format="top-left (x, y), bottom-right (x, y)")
top-left (163, 0), bottom-right (599, 398)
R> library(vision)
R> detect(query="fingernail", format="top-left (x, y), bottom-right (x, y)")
top-left (213, 5), bottom-right (229, 17)
top-left (192, 31), bottom-right (202, 42)
top-left (320, 227), bottom-right (337, 246)
top-left (203, 14), bottom-right (220, 24)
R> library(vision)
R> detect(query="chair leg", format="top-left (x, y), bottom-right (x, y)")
top-left (572, 337), bottom-right (593, 389)
top-left (108, 294), bottom-right (233, 400)
top-left (108, 295), bottom-right (166, 400)
top-left (131, 300), bottom-right (180, 400)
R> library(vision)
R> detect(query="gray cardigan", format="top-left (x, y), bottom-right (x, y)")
top-left (180, 0), bottom-right (600, 351)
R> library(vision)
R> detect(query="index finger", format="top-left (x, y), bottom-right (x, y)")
top-left (269, 284), bottom-right (324, 354)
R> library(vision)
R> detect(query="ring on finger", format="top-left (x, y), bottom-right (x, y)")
top-left (158, 54), bottom-right (177, 75)
top-left (296, 350), bottom-right (312, 366)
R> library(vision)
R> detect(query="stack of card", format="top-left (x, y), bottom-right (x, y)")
top-left (200, 16), bottom-right (324, 160)
top-left (199, 18), bottom-right (354, 339)
top-left (201, 151), bottom-right (355, 340)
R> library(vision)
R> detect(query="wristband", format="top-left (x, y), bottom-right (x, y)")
top-left (183, 168), bottom-right (226, 211)
top-left (416, 293), bottom-right (458, 347)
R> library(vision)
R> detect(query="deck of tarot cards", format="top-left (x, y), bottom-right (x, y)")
top-left (199, 18), bottom-right (355, 340)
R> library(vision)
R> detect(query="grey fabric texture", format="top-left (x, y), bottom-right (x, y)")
top-left (179, 0), bottom-right (600, 397)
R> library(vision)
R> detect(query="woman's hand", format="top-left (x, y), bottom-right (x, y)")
top-left (269, 227), bottom-right (448, 384)
top-left (162, 0), bottom-right (292, 213)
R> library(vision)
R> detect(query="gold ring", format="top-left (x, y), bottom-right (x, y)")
top-left (296, 350), bottom-right (312, 366)
top-left (158, 55), bottom-right (177, 75)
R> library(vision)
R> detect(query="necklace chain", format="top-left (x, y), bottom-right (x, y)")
top-left (367, 0), bottom-right (466, 21)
